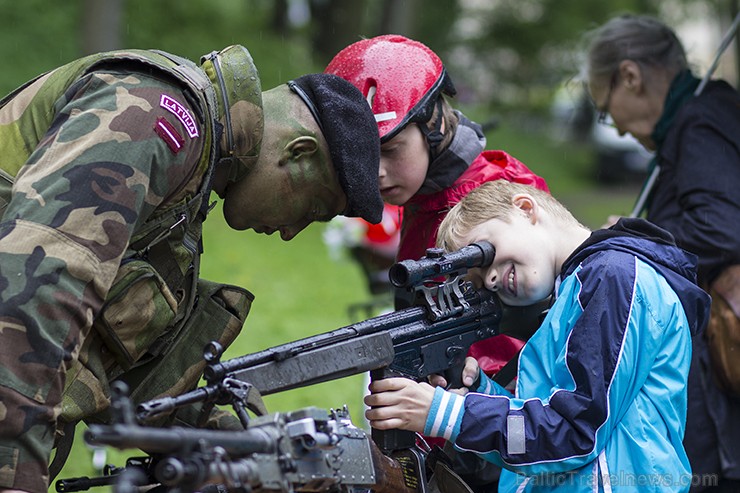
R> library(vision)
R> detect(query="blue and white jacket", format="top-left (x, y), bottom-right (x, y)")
top-left (424, 218), bottom-right (711, 492)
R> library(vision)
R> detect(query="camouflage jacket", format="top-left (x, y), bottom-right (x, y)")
top-left (0, 49), bottom-right (259, 491)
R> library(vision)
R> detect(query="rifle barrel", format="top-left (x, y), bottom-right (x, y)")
top-left (85, 424), bottom-right (278, 455)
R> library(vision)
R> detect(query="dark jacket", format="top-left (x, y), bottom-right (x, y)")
top-left (649, 80), bottom-right (740, 286)
top-left (648, 79), bottom-right (740, 486)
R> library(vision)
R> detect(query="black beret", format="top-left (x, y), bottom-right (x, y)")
top-left (288, 74), bottom-right (383, 224)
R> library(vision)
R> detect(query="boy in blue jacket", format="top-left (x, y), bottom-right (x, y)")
top-left (364, 181), bottom-right (710, 492)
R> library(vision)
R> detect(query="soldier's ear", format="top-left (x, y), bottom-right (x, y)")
top-left (281, 136), bottom-right (318, 165)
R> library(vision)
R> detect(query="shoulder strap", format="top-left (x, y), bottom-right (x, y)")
top-left (491, 353), bottom-right (519, 388)
top-left (149, 49), bottom-right (222, 218)
top-left (48, 420), bottom-right (77, 482)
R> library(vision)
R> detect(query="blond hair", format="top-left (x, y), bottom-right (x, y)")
top-left (436, 181), bottom-right (579, 251)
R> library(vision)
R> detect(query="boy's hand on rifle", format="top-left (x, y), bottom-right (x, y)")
top-left (428, 356), bottom-right (481, 392)
top-left (364, 378), bottom-right (434, 433)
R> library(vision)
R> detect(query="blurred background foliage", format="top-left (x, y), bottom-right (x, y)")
top-left (1, 0), bottom-right (738, 489)
top-left (2, 0), bottom-right (738, 103)
top-left (3, 0), bottom-right (737, 197)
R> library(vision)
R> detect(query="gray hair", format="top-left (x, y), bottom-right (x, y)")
top-left (585, 14), bottom-right (688, 85)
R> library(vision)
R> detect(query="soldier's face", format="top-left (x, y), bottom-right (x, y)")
top-left (222, 134), bottom-right (346, 241)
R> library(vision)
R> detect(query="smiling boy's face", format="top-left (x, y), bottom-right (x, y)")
top-left (458, 197), bottom-right (558, 306)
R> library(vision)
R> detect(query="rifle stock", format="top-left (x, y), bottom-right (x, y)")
top-left (370, 441), bottom-right (426, 493)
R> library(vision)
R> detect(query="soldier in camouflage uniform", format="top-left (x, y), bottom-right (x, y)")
top-left (0, 44), bottom-right (382, 493)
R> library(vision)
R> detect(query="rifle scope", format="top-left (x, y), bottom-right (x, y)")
top-left (389, 241), bottom-right (495, 288)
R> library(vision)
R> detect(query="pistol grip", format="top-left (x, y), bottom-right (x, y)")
top-left (369, 368), bottom-right (417, 452)
top-left (443, 359), bottom-right (465, 389)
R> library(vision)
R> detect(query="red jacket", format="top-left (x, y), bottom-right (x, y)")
top-left (398, 150), bottom-right (549, 375)
top-left (398, 150), bottom-right (549, 262)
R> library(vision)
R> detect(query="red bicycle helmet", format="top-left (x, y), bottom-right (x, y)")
top-left (325, 34), bottom-right (456, 144)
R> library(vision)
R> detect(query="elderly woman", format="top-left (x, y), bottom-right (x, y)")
top-left (583, 14), bottom-right (740, 493)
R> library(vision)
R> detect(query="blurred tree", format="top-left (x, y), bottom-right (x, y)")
top-left (288, 0), bottom-right (463, 68)
top-left (307, 0), bottom-right (370, 64)
top-left (377, 0), bottom-right (418, 37)
top-left (407, 0), bottom-right (463, 55)
top-left (121, 0), bottom-right (317, 88)
top-left (82, 0), bottom-right (123, 54)
top-left (271, 0), bottom-right (290, 34)
top-left (449, 0), bottom-right (660, 114)
top-left (1, 0), bottom-right (736, 141)
top-left (447, 0), bottom-right (739, 115)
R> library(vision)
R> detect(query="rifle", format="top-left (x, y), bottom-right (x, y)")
top-left (61, 382), bottom-right (419, 493)
top-left (137, 242), bottom-right (503, 452)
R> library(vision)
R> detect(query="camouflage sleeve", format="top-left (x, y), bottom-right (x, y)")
top-left (0, 68), bottom-right (206, 491)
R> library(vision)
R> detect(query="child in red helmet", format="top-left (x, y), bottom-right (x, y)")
top-left (326, 35), bottom-right (549, 379)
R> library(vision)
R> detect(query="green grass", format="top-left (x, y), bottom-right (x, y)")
top-left (198, 210), bottom-right (373, 418)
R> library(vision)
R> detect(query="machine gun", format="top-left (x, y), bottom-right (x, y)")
top-left (60, 382), bottom-right (419, 493)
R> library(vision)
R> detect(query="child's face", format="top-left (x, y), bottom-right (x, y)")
top-left (378, 124), bottom-right (429, 205)
top-left (459, 203), bottom-right (556, 306)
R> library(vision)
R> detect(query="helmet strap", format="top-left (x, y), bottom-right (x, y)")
top-left (204, 51), bottom-right (236, 168)
top-left (418, 98), bottom-right (445, 160)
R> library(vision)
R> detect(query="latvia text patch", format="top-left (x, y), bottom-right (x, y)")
top-left (160, 94), bottom-right (199, 138)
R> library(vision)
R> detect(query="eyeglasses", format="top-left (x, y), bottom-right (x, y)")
top-left (596, 71), bottom-right (618, 125)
